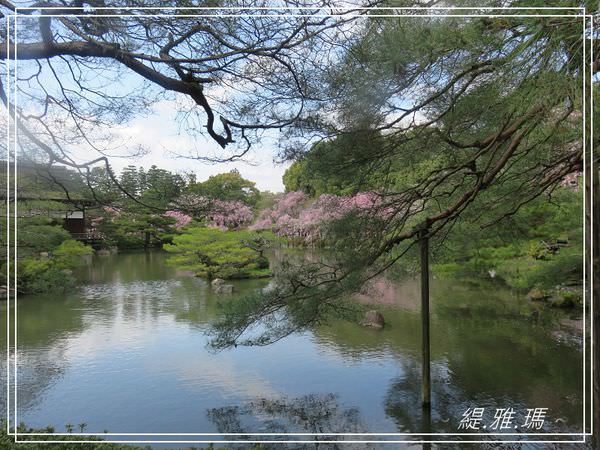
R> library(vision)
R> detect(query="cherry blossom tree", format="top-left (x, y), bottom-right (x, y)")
top-left (208, 200), bottom-right (254, 230)
top-left (164, 211), bottom-right (193, 229)
top-left (168, 194), bottom-right (253, 230)
top-left (251, 191), bottom-right (390, 243)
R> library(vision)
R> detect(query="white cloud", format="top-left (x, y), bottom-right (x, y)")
top-left (109, 100), bottom-right (289, 192)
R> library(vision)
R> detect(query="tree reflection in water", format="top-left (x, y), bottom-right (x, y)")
top-left (207, 393), bottom-right (375, 449)
top-left (384, 361), bottom-right (592, 449)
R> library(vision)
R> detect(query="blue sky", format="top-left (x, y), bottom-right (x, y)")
top-left (13, 56), bottom-right (291, 193)
top-left (108, 98), bottom-right (290, 193)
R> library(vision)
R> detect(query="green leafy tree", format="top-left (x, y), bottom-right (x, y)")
top-left (18, 217), bottom-right (72, 257)
top-left (53, 240), bottom-right (94, 269)
top-left (98, 212), bottom-right (178, 249)
top-left (434, 186), bottom-right (583, 290)
top-left (283, 131), bottom-right (388, 196)
top-left (189, 170), bottom-right (261, 207)
top-left (164, 227), bottom-right (272, 280)
top-left (137, 167), bottom-right (147, 193)
top-left (119, 165), bottom-right (141, 197)
top-left (138, 165), bottom-right (186, 209)
top-left (254, 191), bottom-right (280, 214)
top-left (210, 10), bottom-right (595, 351)
top-left (15, 238), bottom-right (93, 294)
top-left (87, 166), bottom-right (121, 204)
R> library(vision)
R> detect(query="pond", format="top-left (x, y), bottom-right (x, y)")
top-left (0, 250), bottom-right (584, 446)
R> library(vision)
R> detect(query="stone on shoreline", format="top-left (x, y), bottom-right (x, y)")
top-left (360, 310), bottom-right (385, 329)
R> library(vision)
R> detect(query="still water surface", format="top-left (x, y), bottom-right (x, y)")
top-left (0, 251), bottom-right (584, 444)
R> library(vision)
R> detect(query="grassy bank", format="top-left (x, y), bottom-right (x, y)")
top-left (1, 422), bottom-right (265, 450)
top-left (432, 187), bottom-right (582, 301)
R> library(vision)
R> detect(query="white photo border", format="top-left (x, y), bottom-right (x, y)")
top-left (4, 5), bottom-right (595, 445)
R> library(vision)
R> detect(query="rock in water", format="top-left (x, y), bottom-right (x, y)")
top-left (214, 284), bottom-right (234, 294)
top-left (527, 288), bottom-right (549, 301)
top-left (361, 310), bottom-right (385, 329)
top-left (211, 278), bottom-right (225, 288)
top-left (97, 249), bottom-right (111, 257)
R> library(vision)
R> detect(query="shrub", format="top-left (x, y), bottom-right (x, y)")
top-left (17, 239), bottom-right (93, 294)
top-left (53, 240), bottom-right (94, 269)
top-left (164, 227), bottom-right (275, 279)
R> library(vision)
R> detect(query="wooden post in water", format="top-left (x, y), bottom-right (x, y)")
top-left (420, 227), bottom-right (431, 408)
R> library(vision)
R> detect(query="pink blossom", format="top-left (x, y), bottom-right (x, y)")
top-left (249, 218), bottom-right (273, 231)
top-left (251, 191), bottom-right (309, 231)
top-left (208, 200), bottom-right (254, 229)
top-left (251, 190), bottom-right (389, 243)
top-left (169, 196), bottom-right (254, 230)
top-left (171, 194), bottom-right (212, 212)
top-left (164, 210), bottom-right (193, 229)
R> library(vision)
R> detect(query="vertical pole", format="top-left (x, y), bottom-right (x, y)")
top-left (420, 227), bottom-right (431, 408)
top-left (592, 152), bottom-right (599, 449)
